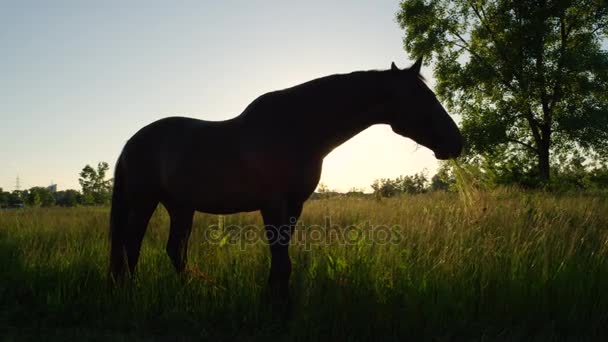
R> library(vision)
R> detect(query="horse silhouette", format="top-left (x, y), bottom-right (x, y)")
top-left (109, 58), bottom-right (462, 300)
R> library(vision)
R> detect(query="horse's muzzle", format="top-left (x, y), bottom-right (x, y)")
top-left (433, 136), bottom-right (463, 160)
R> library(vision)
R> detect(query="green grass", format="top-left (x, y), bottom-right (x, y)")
top-left (1, 190), bottom-right (608, 341)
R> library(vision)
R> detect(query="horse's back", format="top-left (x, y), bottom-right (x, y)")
top-left (120, 117), bottom-right (233, 190)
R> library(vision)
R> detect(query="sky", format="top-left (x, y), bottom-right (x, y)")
top-left (0, 0), bottom-right (443, 193)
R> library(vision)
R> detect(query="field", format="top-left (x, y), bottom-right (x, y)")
top-left (1, 190), bottom-right (608, 341)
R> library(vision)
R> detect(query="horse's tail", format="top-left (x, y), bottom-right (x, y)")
top-left (109, 154), bottom-right (129, 281)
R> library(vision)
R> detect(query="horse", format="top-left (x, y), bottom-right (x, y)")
top-left (109, 58), bottom-right (463, 300)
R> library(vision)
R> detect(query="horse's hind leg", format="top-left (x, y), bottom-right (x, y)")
top-left (165, 205), bottom-right (195, 272)
top-left (124, 199), bottom-right (158, 274)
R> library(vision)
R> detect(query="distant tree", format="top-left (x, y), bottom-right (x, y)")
top-left (346, 187), bottom-right (367, 197)
top-left (371, 178), bottom-right (401, 197)
top-left (0, 188), bottom-right (8, 207)
top-left (54, 190), bottom-right (82, 207)
top-left (312, 182), bottom-right (341, 199)
top-left (26, 189), bottom-right (41, 207)
top-left (26, 187), bottom-right (56, 207)
top-left (398, 172), bottom-right (428, 194)
top-left (7, 191), bottom-right (25, 207)
top-left (317, 183), bottom-right (330, 194)
top-left (548, 153), bottom-right (608, 190)
top-left (430, 163), bottom-right (456, 191)
top-left (372, 171), bottom-right (430, 197)
top-left (397, 0), bottom-right (608, 183)
top-left (79, 162), bottom-right (113, 205)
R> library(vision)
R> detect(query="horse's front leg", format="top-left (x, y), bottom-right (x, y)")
top-left (261, 200), bottom-right (303, 303)
top-left (165, 204), bottom-right (195, 273)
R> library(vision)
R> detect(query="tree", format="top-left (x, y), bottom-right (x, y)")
top-left (26, 187), bottom-right (56, 207)
top-left (79, 162), bottom-right (113, 205)
top-left (430, 163), bottom-right (456, 191)
top-left (7, 191), bottom-right (25, 208)
top-left (312, 182), bottom-right (341, 199)
top-left (317, 183), bottom-right (330, 194)
top-left (371, 171), bottom-right (429, 197)
top-left (26, 189), bottom-right (41, 207)
top-left (398, 172), bottom-right (428, 194)
top-left (0, 188), bottom-right (8, 208)
top-left (54, 190), bottom-right (82, 207)
top-left (397, 0), bottom-right (608, 183)
top-left (371, 178), bottom-right (401, 197)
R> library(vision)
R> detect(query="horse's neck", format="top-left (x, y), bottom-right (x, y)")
top-left (240, 70), bottom-right (391, 157)
top-left (305, 72), bottom-right (390, 157)
top-left (313, 101), bottom-right (389, 157)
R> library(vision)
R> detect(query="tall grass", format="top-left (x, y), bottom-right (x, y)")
top-left (1, 190), bottom-right (607, 340)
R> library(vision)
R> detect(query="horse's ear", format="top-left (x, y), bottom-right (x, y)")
top-left (391, 62), bottom-right (399, 72)
top-left (411, 57), bottom-right (423, 74)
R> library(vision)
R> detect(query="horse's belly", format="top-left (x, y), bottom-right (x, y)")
top-left (165, 167), bottom-right (269, 214)
top-left (193, 201), bottom-right (261, 215)
top-left (191, 183), bottom-right (267, 214)
top-left (162, 149), bottom-right (321, 214)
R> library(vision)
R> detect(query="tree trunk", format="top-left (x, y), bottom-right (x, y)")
top-left (538, 144), bottom-right (550, 182)
top-left (537, 124), bottom-right (551, 182)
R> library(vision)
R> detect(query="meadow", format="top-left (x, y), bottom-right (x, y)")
top-left (1, 190), bottom-right (607, 341)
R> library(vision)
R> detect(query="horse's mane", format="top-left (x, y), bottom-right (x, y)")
top-left (239, 69), bottom-right (387, 119)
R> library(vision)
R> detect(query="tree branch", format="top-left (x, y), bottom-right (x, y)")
top-left (451, 31), bottom-right (518, 94)
top-left (590, 22), bottom-right (607, 35)
top-left (507, 138), bottom-right (539, 153)
top-left (549, 12), bottom-right (570, 111)
top-left (525, 107), bottom-right (543, 149)
top-left (469, 1), bottom-right (521, 83)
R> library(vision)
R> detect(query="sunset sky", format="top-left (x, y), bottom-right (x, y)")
top-left (0, 0), bottom-right (444, 192)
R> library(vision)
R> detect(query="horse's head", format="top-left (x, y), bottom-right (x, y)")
top-left (385, 59), bottom-right (463, 160)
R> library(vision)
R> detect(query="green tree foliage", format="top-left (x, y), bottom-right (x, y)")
top-left (26, 187), bottom-right (56, 207)
top-left (79, 162), bottom-right (113, 205)
top-left (54, 190), bottom-right (82, 207)
top-left (7, 191), bottom-right (25, 207)
top-left (397, 0), bottom-right (608, 183)
top-left (1, 187), bottom-right (84, 208)
top-left (371, 178), bottom-right (401, 197)
top-left (371, 172), bottom-right (429, 197)
top-left (0, 188), bottom-right (7, 208)
top-left (549, 153), bottom-right (608, 190)
top-left (430, 163), bottom-right (457, 191)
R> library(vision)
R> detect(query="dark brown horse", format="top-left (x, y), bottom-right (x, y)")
top-left (109, 59), bottom-right (462, 299)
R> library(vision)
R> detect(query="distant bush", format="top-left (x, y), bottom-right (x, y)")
top-left (369, 156), bottom-right (608, 199)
